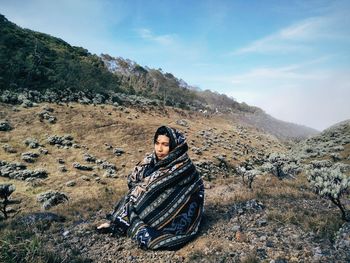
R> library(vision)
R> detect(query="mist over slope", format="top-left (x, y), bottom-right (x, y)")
top-left (237, 110), bottom-right (319, 140)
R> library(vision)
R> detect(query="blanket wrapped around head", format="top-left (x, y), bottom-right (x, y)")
top-left (109, 126), bottom-right (204, 250)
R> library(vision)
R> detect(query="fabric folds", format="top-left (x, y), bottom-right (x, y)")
top-left (109, 127), bottom-right (204, 250)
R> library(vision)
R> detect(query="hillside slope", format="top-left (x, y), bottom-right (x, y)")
top-left (0, 102), bottom-right (349, 262)
top-left (236, 110), bottom-right (319, 141)
top-left (0, 14), bottom-right (121, 94)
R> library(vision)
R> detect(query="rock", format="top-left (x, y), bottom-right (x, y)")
top-left (114, 148), bottom-right (125, 156)
top-left (93, 94), bottom-right (105, 104)
top-left (96, 178), bottom-right (107, 184)
top-left (1, 160), bottom-right (25, 173)
top-left (259, 235), bottom-right (267, 241)
top-left (192, 147), bottom-right (203, 155)
top-left (25, 178), bottom-right (44, 187)
top-left (257, 248), bottom-right (267, 259)
top-left (101, 161), bottom-right (117, 171)
top-left (83, 153), bottom-right (96, 163)
top-left (73, 162), bottom-right (93, 171)
top-left (58, 158), bottom-right (65, 164)
top-left (266, 241), bottom-right (274, 248)
top-left (103, 169), bottom-right (118, 178)
top-left (78, 97), bottom-right (91, 104)
top-left (43, 105), bottom-right (54, 112)
top-left (195, 160), bottom-right (229, 180)
top-left (27, 169), bottom-right (48, 179)
top-left (313, 246), bottom-right (323, 259)
top-left (38, 147), bottom-right (49, 154)
top-left (80, 175), bottom-right (91, 181)
top-left (37, 191), bottom-right (69, 210)
top-left (104, 143), bottom-right (113, 150)
top-left (2, 144), bottom-right (17, 153)
top-left (48, 116), bottom-right (57, 124)
top-left (21, 152), bottom-right (39, 163)
top-left (21, 99), bottom-right (34, 108)
top-left (1, 90), bottom-right (19, 104)
top-left (176, 119), bottom-right (188, 127)
top-left (245, 199), bottom-right (264, 211)
top-left (334, 222), bottom-right (350, 251)
top-left (0, 120), bottom-right (12, 131)
top-left (24, 138), bottom-right (40, 148)
top-left (0, 161), bottom-right (48, 180)
top-left (310, 160), bottom-right (333, 169)
top-left (257, 219), bottom-right (267, 227)
top-left (232, 225), bottom-right (241, 232)
top-left (18, 212), bottom-right (65, 225)
top-left (330, 153), bottom-right (342, 161)
top-left (203, 182), bottom-right (211, 189)
top-left (47, 134), bottom-right (75, 148)
top-left (59, 165), bottom-right (67, 172)
top-left (66, 180), bottom-right (76, 187)
top-left (237, 209), bottom-right (244, 215)
top-left (274, 259), bottom-right (288, 263)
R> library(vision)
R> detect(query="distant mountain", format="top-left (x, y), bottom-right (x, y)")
top-left (0, 13), bottom-right (317, 140)
top-left (236, 110), bottom-right (319, 141)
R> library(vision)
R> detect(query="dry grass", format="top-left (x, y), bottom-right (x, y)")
top-left (205, 170), bottom-right (345, 243)
top-left (1, 102), bottom-right (348, 261)
top-left (1, 102), bottom-right (288, 220)
top-left (0, 219), bottom-right (90, 263)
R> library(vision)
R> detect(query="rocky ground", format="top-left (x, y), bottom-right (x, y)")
top-left (1, 102), bottom-right (349, 262)
top-left (8, 182), bottom-right (349, 263)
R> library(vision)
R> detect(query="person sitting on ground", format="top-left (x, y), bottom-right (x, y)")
top-left (97, 125), bottom-right (205, 250)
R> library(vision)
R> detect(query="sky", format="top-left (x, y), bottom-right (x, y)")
top-left (1, 0), bottom-right (350, 131)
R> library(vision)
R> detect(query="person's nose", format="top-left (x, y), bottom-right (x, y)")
top-left (158, 145), bottom-right (163, 152)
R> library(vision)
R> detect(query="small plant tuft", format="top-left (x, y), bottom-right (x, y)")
top-left (0, 184), bottom-right (18, 219)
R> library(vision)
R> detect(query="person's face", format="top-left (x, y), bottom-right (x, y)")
top-left (155, 135), bottom-right (170, 160)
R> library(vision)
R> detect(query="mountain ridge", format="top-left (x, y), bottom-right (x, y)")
top-left (0, 13), bottom-right (318, 140)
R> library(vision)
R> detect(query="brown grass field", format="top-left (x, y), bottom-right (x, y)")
top-left (0, 102), bottom-right (348, 262)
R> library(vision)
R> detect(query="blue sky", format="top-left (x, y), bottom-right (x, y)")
top-left (1, 0), bottom-right (349, 130)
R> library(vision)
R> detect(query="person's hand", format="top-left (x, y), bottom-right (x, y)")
top-left (96, 222), bottom-right (112, 234)
top-left (97, 222), bottom-right (111, 229)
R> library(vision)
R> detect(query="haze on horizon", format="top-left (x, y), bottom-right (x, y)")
top-left (1, 0), bottom-right (349, 131)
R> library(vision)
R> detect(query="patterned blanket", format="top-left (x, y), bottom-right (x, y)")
top-left (108, 128), bottom-right (204, 250)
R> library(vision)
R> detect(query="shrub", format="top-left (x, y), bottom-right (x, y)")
top-left (236, 166), bottom-right (259, 189)
top-left (0, 184), bottom-right (17, 219)
top-left (307, 165), bottom-right (350, 221)
top-left (259, 153), bottom-right (302, 180)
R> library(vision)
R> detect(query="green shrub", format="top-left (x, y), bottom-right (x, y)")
top-left (307, 165), bottom-right (350, 221)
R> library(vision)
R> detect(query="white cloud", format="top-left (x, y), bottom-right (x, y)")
top-left (136, 28), bottom-right (176, 46)
top-left (232, 14), bottom-right (350, 55)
